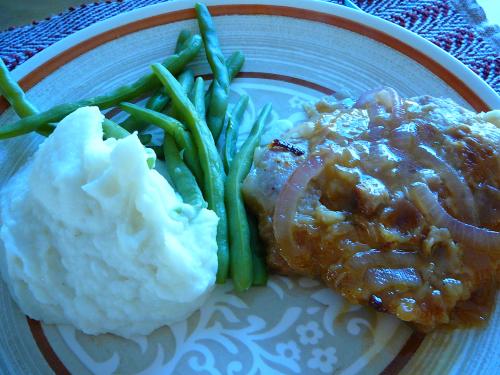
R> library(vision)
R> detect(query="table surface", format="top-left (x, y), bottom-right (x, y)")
top-left (0, 0), bottom-right (498, 30)
top-left (0, 0), bottom-right (95, 30)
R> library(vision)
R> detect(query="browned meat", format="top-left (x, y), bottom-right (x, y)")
top-left (243, 89), bottom-right (499, 331)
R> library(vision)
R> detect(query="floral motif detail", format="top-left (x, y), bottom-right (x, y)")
top-left (276, 340), bottom-right (301, 361)
top-left (307, 347), bottom-right (338, 373)
top-left (296, 321), bottom-right (324, 345)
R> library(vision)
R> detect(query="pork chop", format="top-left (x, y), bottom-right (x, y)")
top-left (243, 88), bottom-right (499, 331)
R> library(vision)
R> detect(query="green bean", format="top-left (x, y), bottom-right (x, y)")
top-left (164, 69), bottom-right (195, 120)
top-left (119, 110), bottom-right (144, 133)
top-left (163, 134), bottom-right (206, 208)
top-left (175, 29), bottom-right (194, 52)
top-left (157, 31), bottom-right (195, 113)
top-left (0, 59), bottom-right (54, 138)
top-left (156, 33), bottom-right (195, 116)
top-left (0, 59), bottom-right (37, 117)
top-left (0, 35), bottom-right (202, 140)
top-left (195, 4), bottom-right (230, 91)
top-left (247, 212), bottom-right (267, 286)
top-left (151, 63), bottom-right (229, 283)
top-left (225, 104), bottom-right (271, 291)
top-left (120, 68), bottom-right (194, 132)
top-left (150, 145), bottom-right (165, 160)
top-left (119, 30), bottom-right (195, 132)
top-left (210, 84), bottom-right (229, 141)
top-left (146, 88), bottom-right (169, 110)
top-left (102, 118), bottom-right (130, 139)
top-left (0, 58), bottom-right (155, 166)
top-left (204, 51), bottom-right (244, 108)
top-left (195, 3), bottom-right (230, 141)
top-left (137, 133), bottom-right (152, 145)
top-left (119, 102), bottom-right (203, 184)
top-left (100, 118), bottom-right (156, 168)
top-left (37, 123), bottom-right (57, 137)
top-left (119, 88), bottom-right (169, 132)
top-left (177, 69), bottom-right (196, 94)
top-left (226, 51), bottom-right (245, 79)
top-left (223, 95), bottom-right (249, 173)
top-left (144, 148), bottom-right (157, 169)
top-left (190, 77), bottom-right (206, 120)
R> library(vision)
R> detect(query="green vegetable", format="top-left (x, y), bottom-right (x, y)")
top-left (146, 88), bottom-right (169, 111)
top-left (121, 69), bottom-right (194, 131)
top-left (248, 212), bottom-right (267, 286)
top-left (195, 3), bottom-right (230, 141)
top-left (0, 21), bottom-right (270, 291)
top-left (0, 59), bottom-right (37, 117)
top-left (175, 29), bottom-right (194, 52)
top-left (137, 133), bottom-right (153, 145)
top-left (144, 148), bottom-right (157, 169)
top-left (159, 30), bottom-right (195, 114)
top-left (0, 35), bottom-right (202, 139)
top-left (120, 68), bottom-right (194, 132)
top-left (163, 69), bottom-right (195, 120)
top-left (101, 118), bottom-right (130, 139)
top-left (204, 51), bottom-right (244, 109)
top-left (0, 59), bottom-right (55, 138)
top-left (190, 76), bottom-right (206, 120)
top-left (176, 68), bottom-right (196, 94)
top-left (119, 88), bottom-right (168, 132)
top-left (222, 95), bottom-right (249, 173)
top-left (195, 4), bottom-right (229, 91)
top-left (37, 124), bottom-right (57, 137)
top-left (151, 63), bottom-right (229, 283)
top-left (163, 134), bottom-right (206, 208)
top-left (149, 145), bottom-right (165, 160)
top-left (119, 30), bottom-right (195, 132)
top-left (101, 117), bottom-right (156, 168)
top-left (226, 51), bottom-right (245, 77)
top-left (119, 102), bottom-right (203, 184)
top-left (225, 104), bottom-right (271, 291)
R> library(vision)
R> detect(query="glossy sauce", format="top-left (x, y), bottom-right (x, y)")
top-left (243, 95), bottom-right (499, 331)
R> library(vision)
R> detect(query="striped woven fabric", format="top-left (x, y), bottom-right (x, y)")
top-left (0, 0), bottom-right (498, 93)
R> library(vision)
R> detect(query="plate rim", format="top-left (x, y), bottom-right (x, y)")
top-left (1, 0), bottom-right (499, 111)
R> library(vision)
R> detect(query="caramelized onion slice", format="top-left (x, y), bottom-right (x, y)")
top-left (273, 153), bottom-right (327, 268)
top-left (365, 268), bottom-right (422, 292)
top-left (347, 249), bottom-right (419, 270)
top-left (408, 182), bottom-right (500, 260)
top-left (414, 145), bottom-right (478, 224)
top-left (355, 86), bottom-right (404, 122)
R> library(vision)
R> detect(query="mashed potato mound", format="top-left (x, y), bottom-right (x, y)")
top-left (0, 107), bottom-right (219, 338)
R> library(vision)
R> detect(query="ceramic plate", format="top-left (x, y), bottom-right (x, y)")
top-left (0, 0), bottom-right (498, 374)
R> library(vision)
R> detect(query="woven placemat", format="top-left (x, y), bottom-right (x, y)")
top-left (0, 0), bottom-right (499, 93)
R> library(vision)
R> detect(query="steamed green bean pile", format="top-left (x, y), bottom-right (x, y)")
top-left (0, 3), bottom-right (271, 291)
